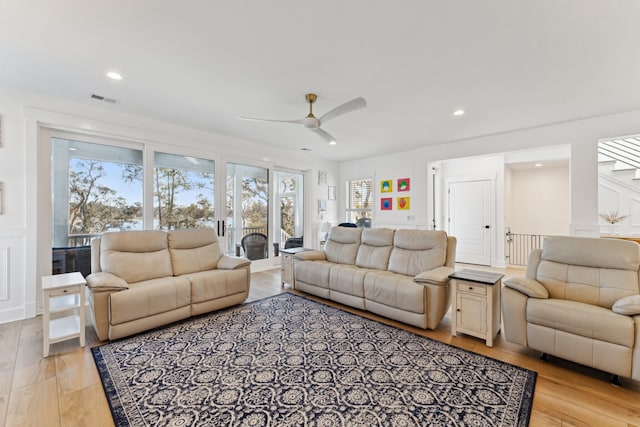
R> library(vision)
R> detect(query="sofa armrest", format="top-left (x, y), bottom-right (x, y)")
top-left (413, 266), bottom-right (455, 285)
top-left (86, 272), bottom-right (129, 293)
top-left (294, 250), bottom-right (327, 261)
top-left (612, 294), bottom-right (640, 316)
top-left (217, 255), bottom-right (251, 270)
top-left (503, 276), bottom-right (549, 299)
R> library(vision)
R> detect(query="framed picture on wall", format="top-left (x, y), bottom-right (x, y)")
top-left (328, 186), bottom-right (336, 200)
top-left (318, 170), bottom-right (327, 186)
top-left (318, 199), bottom-right (327, 214)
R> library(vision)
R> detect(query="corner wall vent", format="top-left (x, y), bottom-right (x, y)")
top-left (90, 94), bottom-right (117, 104)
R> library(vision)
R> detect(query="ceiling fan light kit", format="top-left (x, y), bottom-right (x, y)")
top-left (239, 93), bottom-right (366, 145)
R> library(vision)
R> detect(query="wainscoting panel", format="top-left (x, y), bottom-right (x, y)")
top-left (0, 247), bottom-right (7, 301)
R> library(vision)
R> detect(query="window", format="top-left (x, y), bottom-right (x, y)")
top-left (51, 137), bottom-right (143, 248)
top-left (275, 171), bottom-right (304, 246)
top-left (153, 152), bottom-right (215, 230)
top-left (346, 178), bottom-right (373, 223)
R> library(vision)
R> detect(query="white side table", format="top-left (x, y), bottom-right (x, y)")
top-left (42, 272), bottom-right (86, 357)
top-left (280, 247), bottom-right (311, 288)
top-left (449, 269), bottom-right (503, 347)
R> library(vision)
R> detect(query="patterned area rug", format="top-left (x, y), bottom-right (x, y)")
top-left (92, 293), bottom-right (536, 426)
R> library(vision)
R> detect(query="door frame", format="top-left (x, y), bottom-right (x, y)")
top-left (445, 174), bottom-right (496, 267)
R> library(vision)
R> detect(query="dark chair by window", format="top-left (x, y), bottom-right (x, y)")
top-left (241, 233), bottom-right (268, 260)
top-left (338, 222), bottom-right (357, 227)
top-left (284, 236), bottom-right (303, 249)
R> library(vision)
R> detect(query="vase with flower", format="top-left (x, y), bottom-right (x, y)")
top-left (599, 211), bottom-right (629, 235)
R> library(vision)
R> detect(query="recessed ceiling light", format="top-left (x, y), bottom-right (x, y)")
top-left (329, 141), bottom-right (337, 146)
top-left (453, 110), bottom-right (465, 116)
top-left (106, 71), bottom-right (123, 80)
top-left (535, 163), bottom-right (543, 167)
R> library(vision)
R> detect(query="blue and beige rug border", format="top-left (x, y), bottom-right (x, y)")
top-left (92, 292), bottom-right (537, 426)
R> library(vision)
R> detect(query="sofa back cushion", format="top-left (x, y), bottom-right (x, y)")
top-left (538, 236), bottom-right (640, 308)
top-left (168, 229), bottom-right (221, 275)
top-left (324, 227), bottom-right (362, 264)
top-left (100, 230), bottom-right (173, 283)
top-left (388, 230), bottom-right (447, 276)
top-left (355, 228), bottom-right (395, 269)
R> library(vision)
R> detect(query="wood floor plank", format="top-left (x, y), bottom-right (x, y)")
top-left (58, 383), bottom-right (114, 427)
top-left (54, 346), bottom-right (101, 396)
top-left (5, 377), bottom-right (60, 427)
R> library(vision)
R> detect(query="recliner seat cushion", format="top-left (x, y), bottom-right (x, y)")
top-left (168, 229), bottom-right (221, 275)
top-left (295, 260), bottom-right (334, 289)
top-left (364, 271), bottom-right (425, 314)
top-left (109, 276), bottom-right (191, 325)
top-left (100, 230), bottom-right (173, 283)
top-left (527, 298), bottom-right (635, 347)
top-left (185, 269), bottom-right (248, 303)
top-left (329, 264), bottom-right (373, 297)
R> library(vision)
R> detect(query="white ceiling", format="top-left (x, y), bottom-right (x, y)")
top-left (1, 1), bottom-right (640, 161)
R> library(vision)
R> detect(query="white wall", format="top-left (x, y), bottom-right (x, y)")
top-left (0, 85), bottom-right (340, 323)
top-left (508, 166), bottom-right (570, 235)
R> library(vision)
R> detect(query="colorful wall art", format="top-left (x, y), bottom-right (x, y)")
top-left (380, 179), bottom-right (392, 193)
top-left (397, 197), bottom-right (410, 210)
top-left (381, 197), bottom-right (392, 210)
top-left (397, 178), bottom-right (410, 192)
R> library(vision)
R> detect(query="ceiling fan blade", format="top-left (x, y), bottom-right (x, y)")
top-left (238, 116), bottom-right (305, 125)
top-left (312, 128), bottom-right (338, 144)
top-left (319, 97), bottom-right (367, 124)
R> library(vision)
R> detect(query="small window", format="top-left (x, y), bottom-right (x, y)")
top-left (346, 178), bottom-right (373, 223)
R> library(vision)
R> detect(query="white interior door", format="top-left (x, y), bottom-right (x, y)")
top-left (448, 180), bottom-right (492, 265)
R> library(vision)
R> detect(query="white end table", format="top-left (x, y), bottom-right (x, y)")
top-left (280, 247), bottom-right (311, 288)
top-left (42, 272), bottom-right (86, 357)
top-left (449, 269), bottom-right (503, 347)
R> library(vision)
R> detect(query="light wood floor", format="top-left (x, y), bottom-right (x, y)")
top-left (1, 266), bottom-right (639, 427)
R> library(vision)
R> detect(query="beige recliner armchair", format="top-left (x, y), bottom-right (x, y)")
top-left (502, 236), bottom-right (640, 383)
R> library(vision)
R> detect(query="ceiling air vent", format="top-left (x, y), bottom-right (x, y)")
top-left (90, 94), bottom-right (117, 104)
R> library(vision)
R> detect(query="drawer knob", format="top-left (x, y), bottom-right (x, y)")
top-left (469, 287), bottom-right (473, 290)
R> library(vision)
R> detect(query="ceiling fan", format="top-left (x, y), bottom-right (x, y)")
top-left (239, 93), bottom-right (367, 145)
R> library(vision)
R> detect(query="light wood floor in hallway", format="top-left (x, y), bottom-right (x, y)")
top-left (1, 266), bottom-right (639, 426)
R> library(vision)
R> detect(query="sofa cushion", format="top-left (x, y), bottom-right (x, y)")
top-left (329, 264), bottom-right (374, 298)
top-left (109, 276), bottom-right (191, 325)
top-left (527, 298), bottom-right (635, 348)
top-left (364, 271), bottom-right (425, 314)
top-left (100, 230), bottom-right (173, 283)
top-left (388, 230), bottom-right (447, 276)
top-left (295, 260), bottom-right (333, 289)
top-left (185, 269), bottom-right (248, 303)
top-left (324, 227), bottom-right (362, 264)
top-left (168, 229), bottom-right (221, 275)
top-left (355, 228), bottom-right (394, 269)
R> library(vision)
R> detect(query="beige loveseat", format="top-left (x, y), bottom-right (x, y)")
top-left (502, 236), bottom-right (640, 382)
top-left (86, 229), bottom-right (250, 341)
top-left (294, 227), bottom-right (457, 329)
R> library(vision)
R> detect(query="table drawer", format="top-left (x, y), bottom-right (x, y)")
top-left (49, 286), bottom-right (79, 297)
top-left (457, 281), bottom-right (486, 295)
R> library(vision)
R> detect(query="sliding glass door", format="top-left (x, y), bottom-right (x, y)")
top-left (225, 163), bottom-right (269, 262)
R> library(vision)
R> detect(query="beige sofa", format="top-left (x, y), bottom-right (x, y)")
top-left (86, 229), bottom-right (250, 341)
top-left (294, 227), bottom-right (457, 329)
top-left (502, 236), bottom-right (640, 382)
